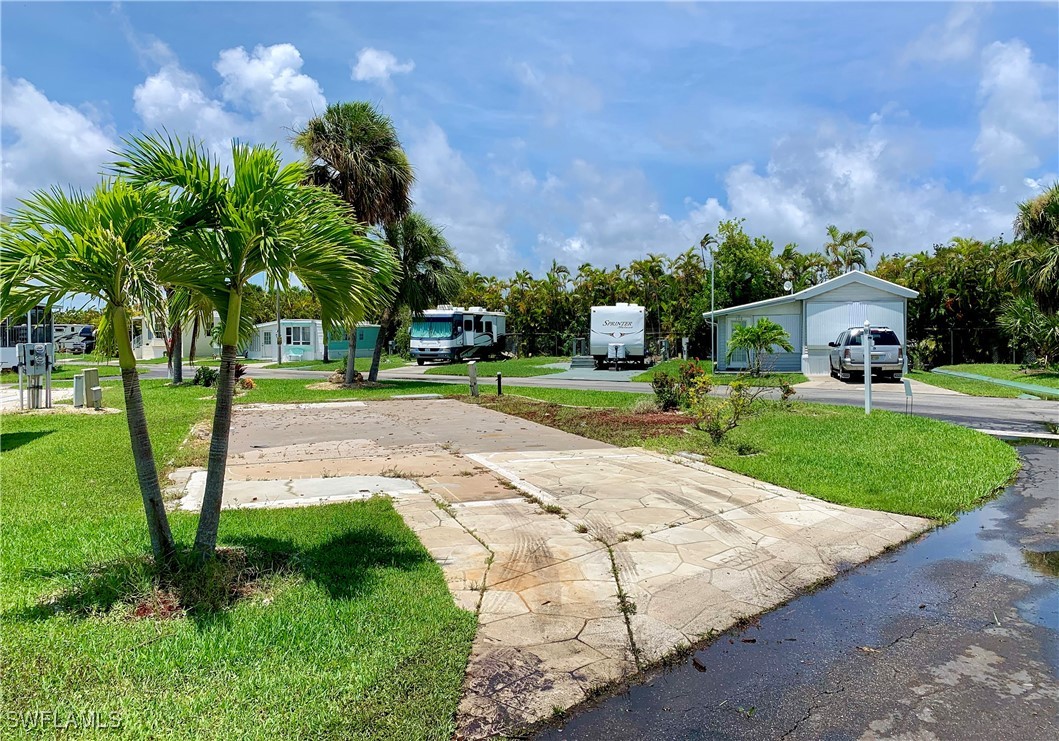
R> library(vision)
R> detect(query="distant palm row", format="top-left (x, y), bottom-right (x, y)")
top-left (0, 101), bottom-right (462, 567)
top-left (453, 187), bottom-right (1058, 363)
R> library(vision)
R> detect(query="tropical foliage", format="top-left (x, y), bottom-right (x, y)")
top-left (112, 133), bottom-right (398, 560)
top-left (295, 101), bottom-right (415, 383)
top-left (1, 180), bottom-right (178, 564)
top-left (726, 318), bottom-right (795, 376)
top-left (367, 212), bottom-right (464, 381)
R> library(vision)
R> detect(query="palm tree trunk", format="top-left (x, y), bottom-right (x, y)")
top-left (193, 292), bottom-right (242, 560)
top-left (344, 327), bottom-right (358, 384)
top-left (367, 309), bottom-right (391, 383)
top-left (171, 320), bottom-right (183, 384)
top-left (113, 308), bottom-right (176, 566)
top-left (189, 316), bottom-right (200, 366)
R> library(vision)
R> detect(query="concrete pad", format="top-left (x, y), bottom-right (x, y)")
top-left (177, 472), bottom-right (420, 511)
top-left (228, 398), bottom-right (608, 455)
top-left (220, 397), bottom-right (932, 740)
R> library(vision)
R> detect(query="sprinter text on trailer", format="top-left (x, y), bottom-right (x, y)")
top-left (409, 305), bottom-right (507, 365)
top-left (590, 303), bottom-right (646, 368)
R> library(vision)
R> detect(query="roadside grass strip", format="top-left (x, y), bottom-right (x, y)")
top-left (2, 380), bottom-right (475, 739)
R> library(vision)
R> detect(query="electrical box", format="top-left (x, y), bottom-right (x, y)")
top-left (17, 342), bottom-right (54, 375)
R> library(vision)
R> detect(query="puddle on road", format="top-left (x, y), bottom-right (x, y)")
top-left (536, 445), bottom-right (1058, 740)
top-left (1023, 550), bottom-right (1059, 577)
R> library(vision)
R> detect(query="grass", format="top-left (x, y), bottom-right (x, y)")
top-left (475, 396), bottom-right (1018, 523)
top-left (425, 355), bottom-right (566, 377)
top-left (1, 381), bottom-right (476, 739)
top-left (0, 365), bottom-right (121, 382)
top-left (940, 363), bottom-right (1059, 389)
top-left (633, 359), bottom-right (808, 386)
top-left (909, 365), bottom-right (1059, 399)
top-left (262, 356), bottom-right (407, 372)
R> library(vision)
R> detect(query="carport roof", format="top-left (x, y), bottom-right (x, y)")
top-left (703, 270), bottom-right (918, 320)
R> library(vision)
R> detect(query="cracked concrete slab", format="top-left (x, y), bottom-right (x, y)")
top-left (216, 399), bottom-right (933, 740)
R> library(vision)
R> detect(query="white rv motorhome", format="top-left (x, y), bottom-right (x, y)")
top-left (590, 303), bottom-right (646, 368)
top-left (410, 306), bottom-right (507, 365)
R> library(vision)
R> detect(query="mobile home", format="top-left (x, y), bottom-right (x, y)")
top-left (246, 320), bottom-right (379, 362)
top-left (704, 271), bottom-right (918, 375)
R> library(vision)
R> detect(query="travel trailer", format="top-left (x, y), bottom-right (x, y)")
top-left (590, 303), bottom-right (646, 368)
top-left (410, 306), bottom-right (506, 365)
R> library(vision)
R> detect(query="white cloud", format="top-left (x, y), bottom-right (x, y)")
top-left (215, 44), bottom-right (325, 132)
top-left (708, 120), bottom-right (1016, 254)
top-left (352, 48), bottom-right (414, 85)
top-left (134, 42), bottom-right (325, 157)
top-left (1, 74), bottom-right (116, 208)
top-left (406, 121), bottom-right (518, 273)
top-left (515, 60), bottom-right (603, 127)
top-left (903, 4), bottom-right (982, 64)
top-left (974, 39), bottom-right (1058, 189)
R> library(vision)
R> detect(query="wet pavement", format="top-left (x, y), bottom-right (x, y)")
top-left (537, 445), bottom-right (1059, 741)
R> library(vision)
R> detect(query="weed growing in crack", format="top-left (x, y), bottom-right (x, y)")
top-left (574, 523), bottom-right (589, 534)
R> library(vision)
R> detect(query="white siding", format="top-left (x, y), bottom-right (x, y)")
top-left (806, 300), bottom-right (904, 347)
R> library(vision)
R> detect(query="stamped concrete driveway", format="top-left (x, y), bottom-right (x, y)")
top-left (210, 399), bottom-right (928, 739)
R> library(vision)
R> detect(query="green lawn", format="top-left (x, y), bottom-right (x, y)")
top-left (909, 365), bottom-right (1059, 399)
top-left (261, 356), bottom-right (407, 372)
top-left (57, 351), bottom-right (119, 365)
top-left (0, 365), bottom-right (121, 382)
top-left (2, 381), bottom-right (476, 739)
top-left (633, 359), bottom-right (808, 386)
top-left (425, 355), bottom-right (566, 377)
top-left (477, 396), bottom-right (1018, 523)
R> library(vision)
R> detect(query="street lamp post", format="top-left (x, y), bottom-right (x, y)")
top-left (699, 234), bottom-right (717, 371)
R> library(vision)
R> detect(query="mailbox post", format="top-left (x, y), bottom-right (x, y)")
top-left (863, 320), bottom-right (872, 415)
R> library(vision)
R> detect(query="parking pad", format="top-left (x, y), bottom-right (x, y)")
top-left (199, 399), bottom-right (931, 739)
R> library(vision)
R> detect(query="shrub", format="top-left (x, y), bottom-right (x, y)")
top-left (234, 362), bottom-right (248, 380)
top-left (651, 372), bottom-right (680, 411)
top-left (684, 374), bottom-right (714, 416)
top-left (677, 359), bottom-right (707, 392)
top-left (631, 397), bottom-right (660, 414)
top-left (693, 380), bottom-right (768, 443)
top-left (193, 365), bottom-right (219, 387)
top-left (238, 377), bottom-right (256, 390)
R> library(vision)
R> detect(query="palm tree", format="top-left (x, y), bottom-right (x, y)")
top-left (726, 317), bottom-right (795, 376)
top-left (294, 102), bottom-right (414, 383)
top-left (367, 213), bottom-right (463, 381)
top-left (113, 133), bottom-right (398, 560)
top-left (0, 180), bottom-right (177, 564)
top-left (841, 229), bottom-right (874, 272)
top-left (825, 225), bottom-right (874, 273)
top-left (1010, 183), bottom-right (1059, 310)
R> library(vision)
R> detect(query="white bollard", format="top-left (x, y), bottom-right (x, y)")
top-left (468, 360), bottom-right (479, 398)
top-left (864, 320), bottom-right (872, 415)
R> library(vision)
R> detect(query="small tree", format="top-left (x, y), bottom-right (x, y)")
top-left (114, 134), bottom-right (398, 561)
top-left (727, 318), bottom-right (794, 376)
top-left (1, 180), bottom-right (178, 565)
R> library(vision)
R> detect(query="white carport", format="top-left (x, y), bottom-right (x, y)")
top-left (704, 271), bottom-right (918, 375)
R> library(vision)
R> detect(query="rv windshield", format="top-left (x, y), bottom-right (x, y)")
top-left (411, 316), bottom-right (460, 340)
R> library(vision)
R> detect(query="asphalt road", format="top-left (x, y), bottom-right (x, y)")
top-left (537, 445), bottom-right (1059, 741)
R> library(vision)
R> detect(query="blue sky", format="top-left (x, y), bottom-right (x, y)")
top-left (3, 1), bottom-right (1057, 275)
